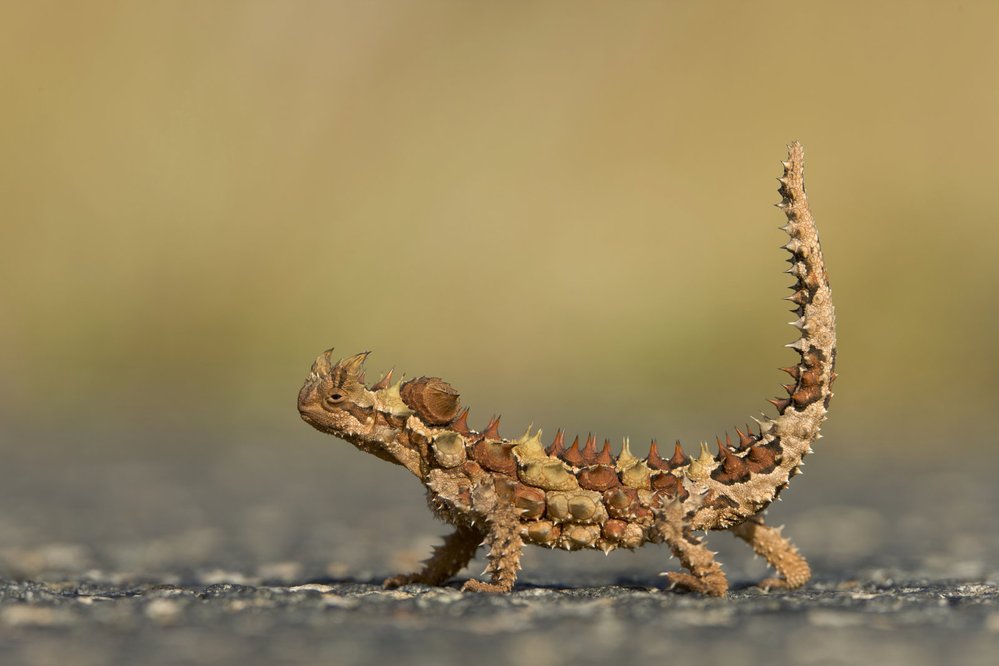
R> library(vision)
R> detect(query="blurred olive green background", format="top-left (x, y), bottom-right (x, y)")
top-left (2, 1), bottom-right (997, 461)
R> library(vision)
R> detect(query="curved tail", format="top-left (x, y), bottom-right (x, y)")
top-left (302, 143), bottom-right (837, 535)
top-left (692, 142), bottom-right (837, 529)
top-left (772, 141), bottom-right (837, 421)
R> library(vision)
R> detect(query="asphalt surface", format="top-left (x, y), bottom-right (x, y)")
top-left (1, 437), bottom-right (997, 666)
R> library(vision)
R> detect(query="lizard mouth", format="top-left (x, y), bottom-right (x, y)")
top-left (298, 408), bottom-right (337, 435)
top-left (297, 389), bottom-right (331, 432)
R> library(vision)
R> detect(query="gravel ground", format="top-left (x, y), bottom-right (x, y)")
top-left (1, 437), bottom-right (997, 666)
top-left (2, 578), bottom-right (997, 666)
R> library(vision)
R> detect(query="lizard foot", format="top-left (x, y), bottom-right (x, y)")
top-left (383, 573), bottom-right (436, 589)
top-left (461, 579), bottom-right (512, 593)
top-left (756, 576), bottom-right (806, 591)
top-left (665, 571), bottom-right (727, 597)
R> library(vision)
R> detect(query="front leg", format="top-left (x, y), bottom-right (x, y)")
top-left (383, 524), bottom-right (485, 589)
top-left (654, 500), bottom-right (729, 597)
top-left (730, 515), bottom-right (811, 590)
top-left (461, 492), bottom-right (523, 593)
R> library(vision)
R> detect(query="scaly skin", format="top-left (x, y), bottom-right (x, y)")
top-left (297, 142), bottom-right (836, 596)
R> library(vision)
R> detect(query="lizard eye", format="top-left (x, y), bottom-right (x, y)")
top-left (327, 392), bottom-right (346, 404)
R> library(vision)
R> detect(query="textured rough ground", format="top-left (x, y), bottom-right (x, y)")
top-left (1, 578), bottom-right (997, 666)
top-left (1, 439), bottom-right (997, 666)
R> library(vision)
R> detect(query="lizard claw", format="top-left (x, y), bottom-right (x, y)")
top-left (383, 573), bottom-right (425, 589)
top-left (756, 576), bottom-right (803, 591)
top-left (665, 572), bottom-right (727, 597)
top-left (461, 579), bottom-right (511, 594)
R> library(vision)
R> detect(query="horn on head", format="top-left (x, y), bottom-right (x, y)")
top-left (330, 351), bottom-right (371, 387)
top-left (311, 348), bottom-right (335, 376)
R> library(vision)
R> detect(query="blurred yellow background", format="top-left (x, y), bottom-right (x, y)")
top-left (2, 1), bottom-right (997, 458)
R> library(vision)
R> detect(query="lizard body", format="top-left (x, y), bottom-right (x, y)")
top-left (297, 142), bottom-right (836, 595)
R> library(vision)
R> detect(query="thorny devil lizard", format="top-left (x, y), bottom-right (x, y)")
top-left (298, 142), bottom-right (836, 596)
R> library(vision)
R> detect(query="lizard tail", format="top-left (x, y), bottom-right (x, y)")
top-left (770, 141), bottom-right (837, 428)
top-left (692, 142), bottom-right (836, 528)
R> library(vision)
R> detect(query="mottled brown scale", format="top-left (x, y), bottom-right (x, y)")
top-left (802, 348), bottom-right (825, 368)
top-left (745, 443), bottom-right (778, 474)
top-left (631, 505), bottom-right (653, 524)
top-left (801, 268), bottom-right (823, 292)
top-left (383, 412), bottom-right (408, 430)
top-left (792, 384), bottom-right (823, 408)
top-left (471, 439), bottom-right (516, 475)
top-left (799, 366), bottom-right (823, 387)
top-left (577, 465), bottom-right (620, 492)
top-left (546, 494), bottom-right (569, 521)
top-left (492, 476), bottom-right (517, 501)
top-left (461, 460), bottom-right (484, 477)
top-left (650, 471), bottom-right (673, 491)
top-left (399, 377), bottom-right (460, 426)
top-left (603, 487), bottom-right (640, 519)
top-left (524, 521), bottom-right (560, 545)
top-left (512, 484), bottom-right (546, 519)
top-left (617, 523), bottom-right (645, 549)
top-left (620, 460), bottom-right (652, 489)
top-left (564, 524), bottom-right (600, 549)
top-left (567, 494), bottom-right (599, 521)
top-left (706, 493), bottom-right (740, 524)
top-left (432, 432), bottom-right (466, 468)
top-left (779, 349), bottom-right (827, 410)
top-left (602, 519), bottom-right (628, 543)
top-left (711, 447), bottom-right (751, 484)
top-left (560, 436), bottom-right (585, 467)
top-left (518, 459), bottom-right (579, 491)
top-left (651, 471), bottom-right (689, 501)
top-left (337, 399), bottom-right (376, 427)
top-left (403, 425), bottom-right (430, 449)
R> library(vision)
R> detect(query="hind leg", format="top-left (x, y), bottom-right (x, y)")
top-left (384, 524), bottom-right (485, 588)
top-left (730, 516), bottom-right (811, 590)
top-left (654, 502), bottom-right (728, 596)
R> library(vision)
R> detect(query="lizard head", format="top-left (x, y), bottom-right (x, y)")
top-left (297, 349), bottom-right (376, 438)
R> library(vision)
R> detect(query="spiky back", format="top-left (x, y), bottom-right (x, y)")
top-left (419, 141), bottom-right (835, 538)
top-left (306, 142), bottom-right (836, 547)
